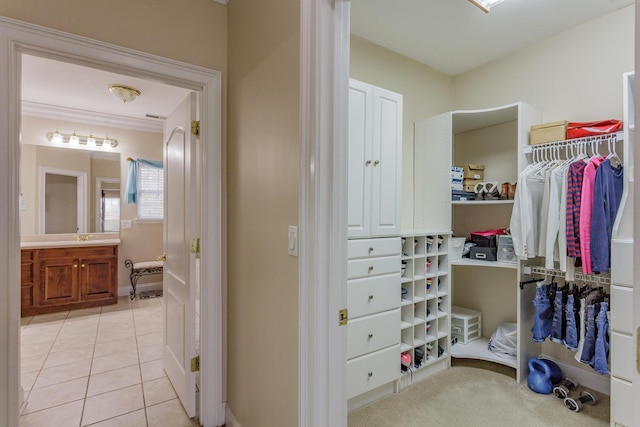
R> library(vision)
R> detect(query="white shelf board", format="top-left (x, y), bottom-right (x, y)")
top-left (437, 331), bottom-right (448, 339)
top-left (451, 258), bottom-right (518, 269)
top-left (437, 311), bottom-right (448, 319)
top-left (413, 317), bottom-right (426, 326)
top-left (401, 320), bottom-right (413, 330)
top-left (414, 275), bottom-right (426, 281)
top-left (414, 338), bottom-right (426, 347)
top-left (400, 342), bottom-right (412, 352)
top-left (450, 337), bottom-right (517, 368)
top-left (452, 200), bottom-right (514, 205)
top-left (426, 334), bottom-right (438, 343)
top-left (401, 299), bottom-right (413, 307)
top-left (414, 296), bottom-right (426, 303)
top-left (425, 315), bottom-right (437, 323)
top-left (401, 277), bottom-right (412, 283)
top-left (425, 293), bottom-right (437, 301)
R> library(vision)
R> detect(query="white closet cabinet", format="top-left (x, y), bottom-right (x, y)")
top-left (348, 79), bottom-right (402, 238)
top-left (610, 71), bottom-right (634, 427)
top-left (414, 102), bottom-right (541, 383)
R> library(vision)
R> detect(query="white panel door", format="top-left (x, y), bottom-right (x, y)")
top-left (370, 87), bottom-right (402, 237)
top-left (348, 79), bottom-right (373, 238)
top-left (163, 92), bottom-right (197, 418)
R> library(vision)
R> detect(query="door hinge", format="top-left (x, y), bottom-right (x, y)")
top-left (191, 356), bottom-right (200, 372)
top-left (191, 238), bottom-right (200, 254)
top-left (191, 120), bottom-right (200, 137)
top-left (339, 308), bottom-right (348, 326)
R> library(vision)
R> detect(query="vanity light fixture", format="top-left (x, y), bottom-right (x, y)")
top-left (45, 130), bottom-right (119, 149)
top-left (108, 84), bottom-right (141, 103)
top-left (468, 0), bottom-right (506, 13)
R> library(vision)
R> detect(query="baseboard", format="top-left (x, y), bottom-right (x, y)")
top-left (541, 356), bottom-right (611, 396)
top-left (225, 404), bottom-right (241, 427)
top-left (348, 382), bottom-right (396, 412)
top-left (117, 281), bottom-right (162, 297)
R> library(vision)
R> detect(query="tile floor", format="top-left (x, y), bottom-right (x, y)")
top-left (20, 296), bottom-right (200, 427)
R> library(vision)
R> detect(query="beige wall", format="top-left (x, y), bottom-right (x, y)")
top-left (227, 0), bottom-right (299, 425)
top-left (350, 36), bottom-right (454, 231)
top-left (453, 5), bottom-right (634, 122)
top-left (20, 115), bottom-right (164, 291)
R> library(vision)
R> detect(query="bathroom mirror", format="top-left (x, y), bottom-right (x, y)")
top-left (20, 144), bottom-right (121, 235)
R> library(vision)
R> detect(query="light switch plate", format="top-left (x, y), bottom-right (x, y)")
top-left (288, 226), bottom-right (298, 256)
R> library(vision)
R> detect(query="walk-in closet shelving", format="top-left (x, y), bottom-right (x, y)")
top-left (415, 102), bottom-right (542, 383)
top-left (398, 232), bottom-right (451, 387)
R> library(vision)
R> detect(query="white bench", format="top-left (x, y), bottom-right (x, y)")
top-left (124, 259), bottom-right (163, 299)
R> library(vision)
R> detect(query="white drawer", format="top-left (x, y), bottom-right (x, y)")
top-left (348, 274), bottom-right (399, 318)
top-left (348, 256), bottom-right (400, 279)
top-left (611, 285), bottom-right (633, 333)
top-left (611, 331), bottom-right (634, 382)
top-left (611, 377), bottom-right (633, 427)
top-left (347, 345), bottom-right (399, 399)
top-left (348, 238), bottom-right (401, 259)
top-left (347, 309), bottom-right (399, 359)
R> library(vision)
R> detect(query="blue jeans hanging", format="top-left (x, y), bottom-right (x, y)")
top-left (531, 284), bottom-right (552, 342)
top-left (564, 293), bottom-right (579, 351)
top-left (580, 304), bottom-right (597, 364)
top-left (591, 301), bottom-right (610, 375)
top-left (550, 287), bottom-right (566, 344)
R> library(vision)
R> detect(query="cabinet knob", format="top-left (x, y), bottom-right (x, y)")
top-left (81, 264), bottom-right (86, 268)
top-left (368, 247), bottom-right (374, 253)
top-left (73, 264), bottom-right (78, 268)
top-left (368, 333), bottom-right (373, 339)
top-left (368, 371), bottom-right (373, 378)
top-left (374, 160), bottom-right (380, 166)
top-left (368, 294), bottom-right (374, 300)
top-left (365, 160), bottom-right (372, 166)
top-left (368, 266), bottom-right (374, 272)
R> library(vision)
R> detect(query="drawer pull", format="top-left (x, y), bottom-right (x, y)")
top-left (368, 333), bottom-right (373, 339)
top-left (368, 294), bottom-right (374, 300)
top-left (73, 264), bottom-right (78, 268)
top-left (368, 371), bottom-right (373, 378)
top-left (365, 160), bottom-right (372, 166)
top-left (81, 264), bottom-right (86, 268)
top-left (368, 266), bottom-right (374, 272)
top-left (374, 160), bottom-right (380, 166)
top-left (368, 247), bottom-right (374, 253)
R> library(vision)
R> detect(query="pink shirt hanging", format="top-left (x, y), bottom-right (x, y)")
top-left (579, 156), bottom-right (604, 274)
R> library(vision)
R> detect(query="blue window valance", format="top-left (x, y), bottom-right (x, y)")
top-left (125, 158), bottom-right (163, 204)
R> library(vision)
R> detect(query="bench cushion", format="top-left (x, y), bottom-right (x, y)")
top-left (133, 260), bottom-right (163, 270)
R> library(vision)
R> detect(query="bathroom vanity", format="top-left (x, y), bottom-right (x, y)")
top-left (21, 235), bottom-right (120, 316)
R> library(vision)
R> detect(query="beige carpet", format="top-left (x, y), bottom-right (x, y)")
top-left (348, 360), bottom-right (609, 427)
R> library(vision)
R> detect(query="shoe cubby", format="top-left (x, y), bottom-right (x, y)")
top-left (399, 232), bottom-right (451, 377)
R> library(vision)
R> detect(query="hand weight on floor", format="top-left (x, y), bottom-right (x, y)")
top-left (553, 378), bottom-right (578, 399)
top-left (564, 390), bottom-right (598, 412)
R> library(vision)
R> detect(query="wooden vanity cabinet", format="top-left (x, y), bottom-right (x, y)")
top-left (21, 245), bottom-right (118, 316)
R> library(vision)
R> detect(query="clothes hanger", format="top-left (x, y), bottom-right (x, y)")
top-left (607, 134), bottom-right (622, 166)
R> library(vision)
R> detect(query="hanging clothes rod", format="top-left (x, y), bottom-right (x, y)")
top-left (522, 265), bottom-right (611, 285)
top-left (523, 131), bottom-right (622, 154)
top-left (519, 277), bottom-right (545, 290)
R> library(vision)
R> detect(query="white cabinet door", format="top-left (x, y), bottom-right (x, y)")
top-left (370, 87), bottom-right (402, 237)
top-left (348, 79), bottom-right (402, 238)
top-left (348, 80), bottom-right (373, 238)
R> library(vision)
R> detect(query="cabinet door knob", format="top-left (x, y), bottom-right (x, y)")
top-left (374, 160), bottom-right (380, 166)
top-left (368, 294), bottom-right (374, 300)
top-left (368, 333), bottom-right (373, 339)
top-left (368, 247), bottom-right (374, 253)
top-left (81, 264), bottom-right (86, 268)
top-left (365, 160), bottom-right (372, 166)
top-left (368, 371), bottom-right (373, 378)
top-left (73, 264), bottom-right (78, 268)
top-left (368, 265), bottom-right (374, 272)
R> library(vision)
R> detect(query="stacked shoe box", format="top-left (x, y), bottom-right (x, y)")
top-left (451, 167), bottom-right (474, 201)
top-left (460, 164), bottom-right (485, 192)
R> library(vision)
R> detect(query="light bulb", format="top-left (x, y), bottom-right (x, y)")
top-left (51, 130), bottom-right (63, 144)
top-left (87, 133), bottom-right (96, 146)
top-left (69, 131), bottom-right (79, 145)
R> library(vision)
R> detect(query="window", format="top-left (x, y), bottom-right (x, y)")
top-left (101, 189), bottom-right (120, 232)
top-left (137, 163), bottom-right (164, 220)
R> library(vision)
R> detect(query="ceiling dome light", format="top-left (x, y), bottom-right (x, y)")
top-left (108, 84), bottom-right (141, 103)
top-left (468, 0), bottom-right (506, 13)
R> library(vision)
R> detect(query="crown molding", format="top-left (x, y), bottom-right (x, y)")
top-left (22, 101), bottom-right (163, 133)
top-left (214, 0), bottom-right (229, 4)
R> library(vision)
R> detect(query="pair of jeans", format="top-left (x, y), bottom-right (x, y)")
top-left (579, 304), bottom-right (597, 364)
top-left (550, 287), bottom-right (566, 344)
top-left (591, 301), bottom-right (610, 375)
top-left (531, 284), bottom-right (552, 342)
top-left (574, 297), bottom-right (586, 363)
top-left (564, 293), bottom-right (579, 351)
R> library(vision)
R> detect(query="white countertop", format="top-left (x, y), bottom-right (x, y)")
top-left (20, 234), bottom-right (121, 249)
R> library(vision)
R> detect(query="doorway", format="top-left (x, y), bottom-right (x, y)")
top-left (0, 17), bottom-right (224, 427)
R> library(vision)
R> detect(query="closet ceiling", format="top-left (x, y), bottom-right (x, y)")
top-left (351, 0), bottom-right (635, 76)
top-left (21, 55), bottom-right (190, 131)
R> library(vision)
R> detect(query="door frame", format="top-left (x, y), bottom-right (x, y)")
top-left (0, 17), bottom-right (224, 427)
top-left (299, 0), bottom-right (350, 425)
top-left (39, 166), bottom-right (87, 234)
top-left (95, 177), bottom-right (120, 233)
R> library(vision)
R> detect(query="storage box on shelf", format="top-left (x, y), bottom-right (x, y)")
top-left (398, 232), bottom-right (450, 387)
top-left (451, 306), bottom-right (482, 344)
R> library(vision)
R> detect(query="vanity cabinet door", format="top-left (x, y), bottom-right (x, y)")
top-left (21, 250), bottom-right (35, 309)
top-left (81, 256), bottom-right (117, 301)
top-left (39, 257), bottom-right (81, 306)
